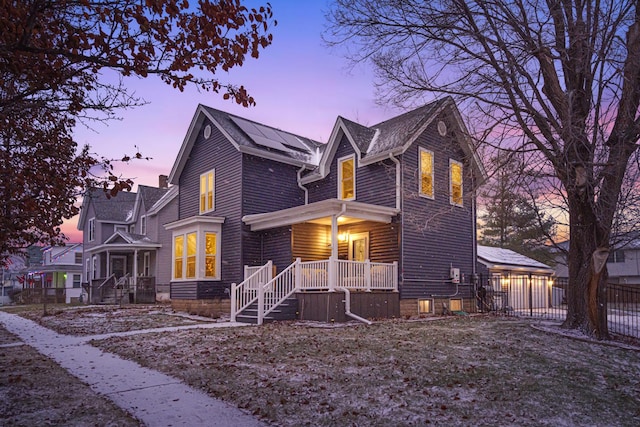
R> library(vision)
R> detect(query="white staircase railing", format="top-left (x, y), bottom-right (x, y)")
top-left (231, 258), bottom-right (398, 325)
top-left (258, 258), bottom-right (301, 325)
top-left (231, 261), bottom-right (272, 321)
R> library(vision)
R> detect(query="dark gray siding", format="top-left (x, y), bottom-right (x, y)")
top-left (175, 119), bottom-right (243, 297)
top-left (307, 134), bottom-right (396, 207)
top-left (155, 196), bottom-right (178, 286)
top-left (261, 226), bottom-right (293, 274)
top-left (241, 153), bottom-right (305, 270)
top-left (399, 118), bottom-right (476, 299)
top-left (241, 153), bottom-right (305, 215)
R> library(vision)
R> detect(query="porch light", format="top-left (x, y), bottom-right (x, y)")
top-left (548, 278), bottom-right (554, 287)
top-left (338, 232), bottom-right (349, 242)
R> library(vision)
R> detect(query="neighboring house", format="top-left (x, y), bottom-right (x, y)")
top-left (26, 244), bottom-right (84, 304)
top-left (165, 97), bottom-right (486, 322)
top-left (1, 254), bottom-right (26, 304)
top-left (555, 233), bottom-right (640, 286)
top-left (477, 245), bottom-right (556, 311)
top-left (77, 177), bottom-right (178, 303)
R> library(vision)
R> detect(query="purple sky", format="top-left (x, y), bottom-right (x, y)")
top-left (63, 1), bottom-right (418, 241)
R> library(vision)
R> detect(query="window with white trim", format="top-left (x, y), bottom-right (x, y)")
top-left (419, 148), bottom-right (434, 199)
top-left (72, 274), bottom-right (81, 288)
top-left (449, 159), bottom-right (463, 207)
top-left (88, 218), bottom-right (95, 241)
top-left (200, 170), bottom-right (215, 213)
top-left (140, 215), bottom-right (147, 235)
top-left (338, 155), bottom-right (355, 201)
top-left (172, 227), bottom-right (221, 281)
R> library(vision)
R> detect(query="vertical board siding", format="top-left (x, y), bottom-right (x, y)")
top-left (307, 134), bottom-right (396, 207)
top-left (400, 117), bottom-right (476, 299)
top-left (176, 119), bottom-right (243, 296)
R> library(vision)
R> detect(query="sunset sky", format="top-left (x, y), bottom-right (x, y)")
top-left (63, 0), bottom-right (417, 242)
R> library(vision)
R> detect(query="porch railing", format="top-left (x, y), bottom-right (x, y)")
top-left (231, 261), bottom-right (272, 322)
top-left (231, 257), bottom-right (397, 324)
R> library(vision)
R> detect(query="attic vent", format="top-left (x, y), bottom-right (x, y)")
top-left (437, 120), bottom-right (447, 136)
top-left (204, 125), bottom-right (212, 139)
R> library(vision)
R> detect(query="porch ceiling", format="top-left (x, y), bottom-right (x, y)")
top-left (242, 199), bottom-right (399, 231)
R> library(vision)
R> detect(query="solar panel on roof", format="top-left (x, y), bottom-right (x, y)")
top-left (231, 116), bottom-right (307, 154)
top-left (280, 133), bottom-right (310, 151)
top-left (250, 135), bottom-right (292, 152)
top-left (230, 116), bottom-right (264, 138)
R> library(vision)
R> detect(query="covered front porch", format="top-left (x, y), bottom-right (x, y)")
top-left (86, 231), bottom-right (161, 304)
top-left (237, 199), bottom-right (401, 324)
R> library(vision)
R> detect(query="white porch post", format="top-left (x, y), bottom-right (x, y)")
top-left (133, 249), bottom-right (138, 303)
top-left (365, 259), bottom-right (371, 292)
top-left (106, 251), bottom-right (110, 277)
top-left (257, 282), bottom-right (264, 325)
top-left (331, 214), bottom-right (339, 259)
top-left (328, 256), bottom-right (336, 292)
top-left (230, 283), bottom-right (237, 322)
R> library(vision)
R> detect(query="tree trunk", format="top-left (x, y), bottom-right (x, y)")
top-left (562, 193), bottom-right (609, 339)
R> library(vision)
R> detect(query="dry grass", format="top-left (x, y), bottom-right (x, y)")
top-left (3, 304), bottom-right (639, 426)
top-left (13, 304), bottom-right (213, 336)
top-left (0, 327), bottom-right (141, 426)
top-left (93, 316), bottom-right (640, 427)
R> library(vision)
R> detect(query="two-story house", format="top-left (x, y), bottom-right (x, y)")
top-left (77, 177), bottom-right (177, 303)
top-left (165, 97), bottom-right (486, 322)
top-left (26, 244), bottom-right (84, 303)
top-left (555, 232), bottom-right (640, 286)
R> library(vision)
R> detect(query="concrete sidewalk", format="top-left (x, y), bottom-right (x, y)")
top-left (0, 311), bottom-right (266, 427)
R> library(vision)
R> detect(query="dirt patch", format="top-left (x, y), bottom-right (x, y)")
top-left (0, 326), bottom-right (141, 427)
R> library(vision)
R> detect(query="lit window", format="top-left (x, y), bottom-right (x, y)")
top-left (205, 233), bottom-right (217, 278)
top-left (174, 235), bottom-right (184, 279)
top-left (419, 148), bottom-right (434, 198)
top-left (200, 170), bottom-right (215, 213)
top-left (338, 155), bottom-right (355, 200)
top-left (186, 232), bottom-right (197, 279)
top-left (418, 299), bottom-right (433, 314)
top-left (88, 218), bottom-right (95, 241)
top-left (450, 160), bottom-right (463, 206)
top-left (170, 227), bottom-right (221, 281)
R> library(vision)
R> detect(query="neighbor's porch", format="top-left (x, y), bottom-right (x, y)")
top-left (86, 234), bottom-right (161, 304)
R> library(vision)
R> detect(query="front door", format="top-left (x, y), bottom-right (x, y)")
top-left (349, 232), bottom-right (369, 262)
top-left (110, 255), bottom-right (127, 278)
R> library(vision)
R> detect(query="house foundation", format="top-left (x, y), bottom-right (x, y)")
top-left (296, 291), bottom-right (399, 322)
top-left (171, 298), bottom-right (230, 319)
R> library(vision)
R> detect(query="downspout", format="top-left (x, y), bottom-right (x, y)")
top-left (388, 153), bottom-right (401, 211)
top-left (389, 152), bottom-right (402, 292)
top-left (472, 172), bottom-right (477, 278)
top-left (338, 287), bottom-right (372, 325)
top-left (296, 165), bottom-right (308, 205)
